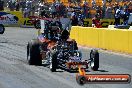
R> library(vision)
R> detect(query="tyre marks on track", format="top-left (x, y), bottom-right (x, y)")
top-left (0, 42), bottom-right (27, 64)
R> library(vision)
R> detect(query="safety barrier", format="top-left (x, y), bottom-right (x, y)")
top-left (70, 26), bottom-right (132, 54)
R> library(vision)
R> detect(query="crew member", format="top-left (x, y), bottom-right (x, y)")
top-left (0, 0), bottom-right (4, 11)
top-left (71, 11), bottom-right (78, 26)
top-left (92, 14), bottom-right (102, 28)
top-left (122, 8), bottom-right (130, 25)
top-left (114, 7), bottom-right (121, 26)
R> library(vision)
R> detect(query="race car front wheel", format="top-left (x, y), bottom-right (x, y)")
top-left (0, 24), bottom-right (5, 34)
top-left (27, 39), bottom-right (42, 65)
top-left (89, 49), bottom-right (99, 71)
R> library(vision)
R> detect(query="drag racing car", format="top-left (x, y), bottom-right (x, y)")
top-left (0, 24), bottom-right (5, 34)
top-left (27, 19), bottom-right (99, 72)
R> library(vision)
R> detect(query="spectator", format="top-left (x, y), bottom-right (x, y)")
top-left (107, 0), bottom-right (112, 3)
top-left (0, 0), bottom-right (4, 11)
top-left (67, 2), bottom-right (73, 17)
top-left (55, 1), bottom-right (61, 16)
top-left (26, 0), bottom-right (32, 10)
top-left (60, 2), bottom-right (66, 17)
top-left (24, 0), bottom-right (34, 16)
top-left (102, 0), bottom-right (106, 18)
top-left (8, 0), bottom-right (16, 11)
top-left (23, 8), bottom-right (30, 18)
top-left (113, 2), bottom-right (120, 13)
top-left (95, 6), bottom-right (102, 18)
top-left (31, 0), bottom-right (36, 16)
top-left (115, 0), bottom-right (120, 2)
top-left (91, 0), bottom-right (96, 9)
top-left (114, 7), bottom-right (121, 26)
top-left (50, 1), bottom-right (56, 18)
top-left (38, 1), bottom-right (45, 16)
top-left (102, 0), bottom-right (106, 4)
top-left (71, 11), bottom-right (78, 26)
top-left (40, 10), bottom-right (49, 18)
top-left (82, 1), bottom-right (89, 19)
top-left (122, 8), bottom-right (130, 25)
top-left (123, 3), bottom-right (128, 9)
top-left (20, 0), bottom-right (26, 14)
top-left (92, 14), bottom-right (102, 28)
top-left (128, 1), bottom-right (132, 13)
top-left (15, 0), bottom-right (20, 11)
top-left (105, 3), bottom-right (113, 19)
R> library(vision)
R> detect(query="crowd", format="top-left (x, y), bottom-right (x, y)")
top-left (0, 0), bottom-right (131, 27)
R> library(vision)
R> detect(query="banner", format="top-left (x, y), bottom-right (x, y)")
top-left (0, 11), bottom-right (34, 27)
top-left (0, 12), bottom-right (19, 26)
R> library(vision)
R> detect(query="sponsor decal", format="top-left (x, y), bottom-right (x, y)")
top-left (0, 12), bottom-right (19, 25)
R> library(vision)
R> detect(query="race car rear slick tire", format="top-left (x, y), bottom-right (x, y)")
top-left (90, 49), bottom-right (99, 71)
top-left (50, 52), bottom-right (57, 72)
top-left (0, 24), bottom-right (5, 34)
top-left (27, 40), bottom-right (42, 66)
top-left (76, 76), bottom-right (86, 85)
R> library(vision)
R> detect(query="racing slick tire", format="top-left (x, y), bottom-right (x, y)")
top-left (27, 39), bottom-right (42, 65)
top-left (34, 20), bottom-right (41, 29)
top-left (90, 49), bottom-right (99, 71)
top-left (50, 52), bottom-right (58, 72)
top-left (76, 75), bottom-right (86, 85)
top-left (0, 24), bottom-right (5, 34)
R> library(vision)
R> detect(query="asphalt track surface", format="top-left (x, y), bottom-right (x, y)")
top-left (0, 27), bottom-right (132, 88)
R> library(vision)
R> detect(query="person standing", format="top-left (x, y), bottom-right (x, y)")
top-left (102, 0), bottom-right (106, 18)
top-left (113, 2), bottom-right (120, 14)
top-left (91, 0), bottom-right (96, 9)
top-left (105, 3), bottom-right (113, 19)
top-left (92, 14), bottom-right (102, 28)
top-left (24, 0), bottom-right (33, 17)
top-left (82, 1), bottom-right (89, 19)
top-left (55, 1), bottom-right (61, 17)
top-left (15, 0), bottom-right (20, 11)
top-left (0, 0), bottom-right (4, 11)
top-left (50, 1), bottom-right (56, 18)
top-left (31, 0), bottom-right (35, 16)
top-left (67, 2), bottom-right (73, 18)
top-left (71, 11), bottom-right (78, 26)
top-left (95, 6), bottom-right (102, 18)
top-left (122, 8), bottom-right (130, 25)
top-left (20, 0), bottom-right (26, 15)
top-left (114, 7), bottom-right (121, 26)
top-left (8, 0), bottom-right (16, 11)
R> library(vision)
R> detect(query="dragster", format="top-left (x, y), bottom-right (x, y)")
top-left (27, 17), bottom-right (99, 72)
